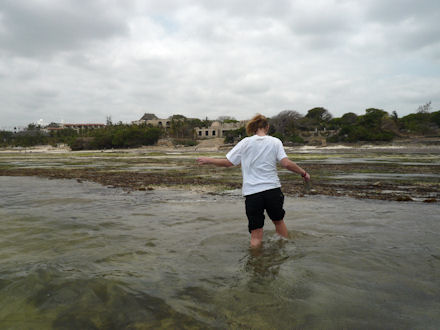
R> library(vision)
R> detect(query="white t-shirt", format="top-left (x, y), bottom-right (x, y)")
top-left (226, 135), bottom-right (288, 196)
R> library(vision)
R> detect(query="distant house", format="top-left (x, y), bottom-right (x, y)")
top-left (195, 121), bottom-right (246, 139)
top-left (131, 113), bottom-right (159, 124)
top-left (146, 119), bottom-right (172, 128)
top-left (140, 113), bottom-right (158, 121)
top-left (132, 114), bottom-right (246, 138)
top-left (132, 118), bottom-right (171, 128)
top-left (132, 113), bottom-right (186, 129)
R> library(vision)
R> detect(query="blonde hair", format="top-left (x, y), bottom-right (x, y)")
top-left (246, 114), bottom-right (269, 136)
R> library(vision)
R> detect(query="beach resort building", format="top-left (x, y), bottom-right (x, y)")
top-left (132, 113), bottom-right (246, 139)
top-left (195, 121), bottom-right (246, 139)
top-left (132, 113), bottom-right (175, 129)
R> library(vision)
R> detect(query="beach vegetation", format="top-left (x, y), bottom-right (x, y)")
top-left (399, 110), bottom-right (439, 135)
top-left (224, 127), bottom-right (246, 143)
top-left (267, 110), bottom-right (306, 144)
top-left (68, 125), bottom-right (161, 150)
top-left (169, 116), bottom-right (203, 139)
top-left (305, 107), bottom-right (333, 125)
top-left (1, 128), bottom-right (49, 147)
top-left (327, 108), bottom-right (397, 142)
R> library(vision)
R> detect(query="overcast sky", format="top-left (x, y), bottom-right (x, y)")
top-left (1, 0), bottom-right (439, 128)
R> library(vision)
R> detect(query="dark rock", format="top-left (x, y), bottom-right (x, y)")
top-left (396, 195), bottom-right (413, 202)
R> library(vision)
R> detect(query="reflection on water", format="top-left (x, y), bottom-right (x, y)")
top-left (0, 176), bottom-right (439, 329)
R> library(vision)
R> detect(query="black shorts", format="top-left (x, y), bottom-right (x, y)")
top-left (245, 187), bottom-right (285, 233)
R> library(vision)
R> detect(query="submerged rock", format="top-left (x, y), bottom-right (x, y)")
top-left (396, 195), bottom-right (413, 202)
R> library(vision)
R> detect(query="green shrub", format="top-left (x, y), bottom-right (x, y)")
top-left (68, 126), bottom-right (161, 150)
top-left (431, 111), bottom-right (440, 126)
top-left (287, 135), bottom-right (305, 144)
top-left (69, 137), bottom-right (94, 151)
top-left (223, 127), bottom-right (246, 144)
top-left (271, 132), bottom-right (284, 141)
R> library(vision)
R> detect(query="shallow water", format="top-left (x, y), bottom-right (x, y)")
top-left (0, 176), bottom-right (439, 329)
top-left (333, 172), bottom-right (440, 180)
top-left (301, 157), bottom-right (440, 166)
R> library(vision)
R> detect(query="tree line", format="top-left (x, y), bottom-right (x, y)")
top-left (0, 115), bottom-right (207, 149)
top-left (1, 102), bottom-right (439, 148)
top-left (226, 102), bottom-right (440, 144)
top-left (0, 123), bottom-right (161, 150)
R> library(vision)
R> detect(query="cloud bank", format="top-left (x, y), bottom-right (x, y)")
top-left (1, 0), bottom-right (439, 127)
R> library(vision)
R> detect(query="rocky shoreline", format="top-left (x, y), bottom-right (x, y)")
top-left (0, 165), bottom-right (438, 203)
top-left (1, 141), bottom-right (439, 202)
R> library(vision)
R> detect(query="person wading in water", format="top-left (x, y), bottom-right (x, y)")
top-left (197, 114), bottom-right (311, 248)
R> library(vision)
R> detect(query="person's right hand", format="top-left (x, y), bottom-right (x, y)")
top-left (302, 172), bottom-right (311, 181)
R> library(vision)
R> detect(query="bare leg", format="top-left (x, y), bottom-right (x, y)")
top-left (250, 228), bottom-right (263, 248)
top-left (272, 220), bottom-right (288, 238)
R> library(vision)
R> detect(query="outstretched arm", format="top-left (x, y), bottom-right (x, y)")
top-left (280, 157), bottom-right (310, 181)
top-left (197, 157), bottom-right (234, 167)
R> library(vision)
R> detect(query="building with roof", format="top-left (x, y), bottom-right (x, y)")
top-left (195, 121), bottom-right (246, 139)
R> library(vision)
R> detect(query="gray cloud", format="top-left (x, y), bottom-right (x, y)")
top-left (364, 0), bottom-right (440, 52)
top-left (0, 0), bottom-right (439, 128)
top-left (0, 0), bottom-right (128, 57)
top-left (365, 0), bottom-right (439, 23)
